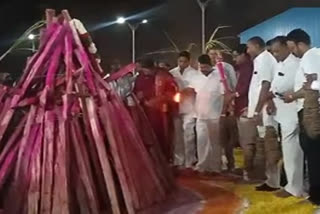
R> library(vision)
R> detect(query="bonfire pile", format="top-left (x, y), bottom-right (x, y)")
top-left (0, 9), bottom-right (175, 214)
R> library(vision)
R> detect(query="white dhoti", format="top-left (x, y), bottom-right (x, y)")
top-left (195, 119), bottom-right (221, 173)
top-left (275, 100), bottom-right (305, 196)
top-left (173, 115), bottom-right (197, 168)
top-left (173, 116), bottom-right (185, 166)
top-left (182, 115), bottom-right (197, 168)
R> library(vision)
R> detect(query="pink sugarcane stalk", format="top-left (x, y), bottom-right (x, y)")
top-left (86, 97), bottom-right (121, 214)
top-left (71, 119), bottom-right (100, 214)
top-left (98, 90), bottom-right (136, 214)
top-left (40, 111), bottom-right (56, 214)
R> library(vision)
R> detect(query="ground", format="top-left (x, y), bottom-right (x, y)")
top-left (172, 149), bottom-right (317, 214)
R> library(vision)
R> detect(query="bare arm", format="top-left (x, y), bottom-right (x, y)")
top-left (255, 81), bottom-right (271, 114)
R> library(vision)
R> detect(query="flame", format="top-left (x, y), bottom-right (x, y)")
top-left (173, 93), bottom-right (181, 103)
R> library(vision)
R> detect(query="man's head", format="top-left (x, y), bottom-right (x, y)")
top-left (207, 48), bottom-right (223, 65)
top-left (158, 62), bottom-right (171, 70)
top-left (233, 44), bottom-right (250, 65)
top-left (247, 36), bottom-right (266, 59)
top-left (110, 59), bottom-right (121, 72)
top-left (138, 58), bottom-right (155, 74)
top-left (266, 39), bottom-right (273, 53)
top-left (286, 29), bottom-right (311, 58)
top-left (177, 51), bottom-right (191, 70)
top-left (135, 59), bottom-right (143, 73)
top-left (270, 36), bottom-right (290, 62)
top-left (198, 54), bottom-right (213, 75)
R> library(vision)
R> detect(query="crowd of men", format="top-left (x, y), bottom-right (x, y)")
top-left (129, 28), bottom-right (320, 206)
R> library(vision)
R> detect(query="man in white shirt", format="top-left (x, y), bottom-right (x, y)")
top-left (208, 48), bottom-right (238, 171)
top-left (247, 37), bottom-right (281, 191)
top-left (189, 54), bottom-right (224, 173)
top-left (283, 29), bottom-right (320, 205)
top-left (170, 51), bottom-right (199, 168)
top-left (266, 36), bottom-right (304, 198)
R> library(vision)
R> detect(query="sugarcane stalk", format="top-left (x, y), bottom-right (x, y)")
top-left (98, 93), bottom-right (136, 214)
top-left (111, 97), bottom-right (167, 203)
top-left (27, 121), bottom-right (44, 214)
top-left (0, 113), bottom-right (25, 197)
top-left (70, 119), bottom-right (100, 214)
top-left (0, 99), bottom-right (15, 143)
top-left (86, 97), bottom-right (121, 214)
top-left (40, 111), bottom-right (56, 214)
top-left (51, 110), bottom-right (70, 214)
top-left (105, 100), bottom-right (151, 209)
top-left (74, 81), bottom-right (110, 209)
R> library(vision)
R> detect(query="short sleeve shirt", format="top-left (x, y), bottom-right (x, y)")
top-left (248, 50), bottom-right (277, 118)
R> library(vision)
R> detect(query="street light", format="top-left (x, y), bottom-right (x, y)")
top-left (28, 34), bottom-right (35, 40)
top-left (116, 17), bottom-right (126, 24)
top-left (117, 17), bottom-right (148, 63)
top-left (197, 0), bottom-right (212, 54)
top-left (28, 33), bottom-right (36, 53)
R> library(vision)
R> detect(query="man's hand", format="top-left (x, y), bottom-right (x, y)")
top-left (181, 88), bottom-right (196, 99)
top-left (303, 81), bottom-right (312, 90)
top-left (253, 112), bottom-right (263, 126)
top-left (282, 92), bottom-right (295, 103)
top-left (306, 73), bottom-right (318, 82)
top-left (266, 100), bottom-right (276, 115)
top-left (304, 73), bottom-right (317, 90)
top-left (224, 92), bottom-right (236, 105)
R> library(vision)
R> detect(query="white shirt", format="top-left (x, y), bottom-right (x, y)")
top-left (295, 48), bottom-right (320, 111)
top-left (271, 54), bottom-right (300, 122)
top-left (189, 70), bottom-right (224, 120)
top-left (170, 66), bottom-right (199, 115)
top-left (248, 50), bottom-right (277, 118)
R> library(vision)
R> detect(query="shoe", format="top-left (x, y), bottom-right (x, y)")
top-left (274, 190), bottom-right (293, 198)
top-left (255, 183), bottom-right (280, 192)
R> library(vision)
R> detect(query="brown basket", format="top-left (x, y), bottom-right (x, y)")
top-left (253, 137), bottom-right (266, 180)
top-left (264, 126), bottom-right (281, 165)
top-left (303, 90), bottom-right (320, 139)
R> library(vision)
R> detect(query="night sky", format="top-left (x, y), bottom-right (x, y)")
top-left (0, 0), bottom-right (319, 75)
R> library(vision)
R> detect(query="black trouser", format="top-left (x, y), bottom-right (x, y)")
top-left (298, 110), bottom-right (320, 204)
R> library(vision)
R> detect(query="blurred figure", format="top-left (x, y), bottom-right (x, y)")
top-left (170, 51), bottom-right (198, 169)
top-left (247, 36), bottom-right (281, 192)
top-left (110, 59), bottom-right (122, 74)
top-left (133, 58), bottom-right (178, 162)
top-left (283, 29), bottom-right (320, 205)
top-left (187, 55), bottom-right (224, 173)
top-left (231, 44), bottom-right (254, 180)
top-left (207, 47), bottom-right (238, 172)
top-left (159, 61), bottom-right (171, 70)
top-left (265, 36), bottom-right (304, 198)
top-left (266, 39), bottom-right (274, 53)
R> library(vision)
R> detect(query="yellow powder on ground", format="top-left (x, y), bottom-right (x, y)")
top-left (233, 148), bottom-right (316, 214)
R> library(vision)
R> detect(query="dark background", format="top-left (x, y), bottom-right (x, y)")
top-left (0, 0), bottom-right (319, 76)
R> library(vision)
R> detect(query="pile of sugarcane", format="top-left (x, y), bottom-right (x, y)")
top-left (0, 9), bottom-right (175, 214)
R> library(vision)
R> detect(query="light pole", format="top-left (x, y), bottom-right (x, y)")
top-left (197, 0), bottom-right (212, 54)
top-left (28, 33), bottom-right (36, 53)
top-left (117, 17), bottom-right (148, 63)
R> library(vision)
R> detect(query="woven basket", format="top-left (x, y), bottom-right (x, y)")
top-left (253, 137), bottom-right (266, 180)
top-left (303, 90), bottom-right (320, 139)
top-left (264, 126), bottom-right (281, 165)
